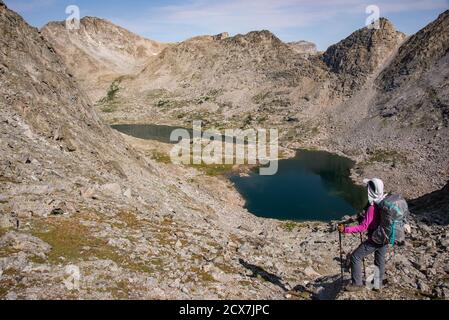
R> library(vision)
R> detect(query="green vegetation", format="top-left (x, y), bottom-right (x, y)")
top-left (98, 80), bottom-right (122, 113)
top-left (195, 89), bottom-right (223, 104)
top-left (31, 216), bottom-right (155, 274)
top-left (155, 99), bottom-right (189, 109)
top-left (149, 150), bottom-right (172, 164)
top-left (117, 211), bottom-right (140, 228)
top-left (100, 105), bottom-right (117, 113)
top-left (190, 162), bottom-right (235, 176)
top-left (256, 115), bottom-right (268, 124)
top-left (102, 80), bottom-right (120, 103)
top-left (361, 149), bottom-right (407, 167)
top-left (282, 221), bottom-right (297, 232)
top-left (252, 91), bottom-right (291, 109)
top-left (147, 147), bottom-right (237, 176)
top-left (242, 114), bottom-right (253, 128)
top-left (0, 245), bottom-right (21, 258)
top-left (189, 267), bottom-right (217, 283)
top-left (252, 91), bottom-right (271, 104)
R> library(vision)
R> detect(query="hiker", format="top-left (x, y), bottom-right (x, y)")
top-left (337, 178), bottom-right (409, 292)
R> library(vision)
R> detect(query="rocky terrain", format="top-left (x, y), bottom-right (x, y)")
top-left (288, 41), bottom-right (317, 55)
top-left (41, 17), bottom-right (169, 101)
top-left (0, 0), bottom-right (448, 300)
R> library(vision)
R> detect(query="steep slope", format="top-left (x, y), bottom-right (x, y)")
top-left (375, 10), bottom-right (449, 125)
top-left (322, 12), bottom-right (449, 198)
top-left (41, 17), bottom-right (168, 101)
top-left (323, 18), bottom-right (406, 93)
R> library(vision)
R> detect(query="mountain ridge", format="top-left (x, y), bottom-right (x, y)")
top-left (41, 16), bottom-right (169, 101)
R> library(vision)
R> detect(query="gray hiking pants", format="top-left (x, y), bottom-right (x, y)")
top-left (351, 240), bottom-right (388, 286)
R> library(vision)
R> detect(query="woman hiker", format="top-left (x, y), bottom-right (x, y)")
top-left (338, 178), bottom-right (388, 292)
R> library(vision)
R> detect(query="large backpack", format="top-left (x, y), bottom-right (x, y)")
top-left (371, 194), bottom-right (409, 246)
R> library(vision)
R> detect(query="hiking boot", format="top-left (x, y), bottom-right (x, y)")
top-left (345, 284), bottom-right (365, 292)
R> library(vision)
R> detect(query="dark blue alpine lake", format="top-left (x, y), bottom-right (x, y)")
top-left (230, 149), bottom-right (367, 221)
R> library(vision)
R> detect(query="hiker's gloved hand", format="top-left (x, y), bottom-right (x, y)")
top-left (404, 224), bottom-right (411, 234)
top-left (337, 224), bottom-right (345, 233)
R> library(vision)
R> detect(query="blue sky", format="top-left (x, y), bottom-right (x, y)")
top-left (5, 0), bottom-right (449, 50)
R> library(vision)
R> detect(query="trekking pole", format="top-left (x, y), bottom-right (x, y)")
top-left (339, 231), bottom-right (344, 283)
top-left (360, 233), bottom-right (367, 282)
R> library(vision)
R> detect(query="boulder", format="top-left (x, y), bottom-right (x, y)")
top-left (101, 183), bottom-right (122, 196)
top-left (303, 266), bottom-right (321, 278)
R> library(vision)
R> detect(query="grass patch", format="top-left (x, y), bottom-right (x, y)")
top-left (32, 218), bottom-right (96, 263)
top-left (190, 163), bottom-right (235, 176)
top-left (189, 267), bottom-right (217, 283)
top-left (155, 99), bottom-right (190, 109)
top-left (282, 222), bottom-right (297, 232)
top-left (152, 147), bottom-right (238, 176)
top-left (149, 151), bottom-right (172, 164)
top-left (31, 217), bottom-right (155, 274)
top-left (252, 91), bottom-right (271, 104)
top-left (0, 245), bottom-right (22, 258)
top-left (361, 149), bottom-right (407, 167)
top-left (100, 104), bottom-right (118, 113)
top-left (0, 176), bottom-right (18, 184)
top-left (117, 211), bottom-right (140, 228)
top-left (98, 80), bottom-right (121, 113)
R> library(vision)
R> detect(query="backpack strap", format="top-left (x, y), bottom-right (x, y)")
top-left (390, 221), bottom-right (396, 247)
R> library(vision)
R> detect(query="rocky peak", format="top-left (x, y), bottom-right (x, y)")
top-left (288, 41), bottom-right (318, 55)
top-left (373, 10), bottom-right (449, 127)
top-left (213, 32), bottom-right (230, 41)
top-left (185, 32), bottom-right (230, 43)
top-left (378, 10), bottom-right (449, 92)
top-left (41, 15), bottom-right (168, 101)
top-left (42, 16), bottom-right (166, 57)
top-left (323, 18), bottom-right (406, 76)
top-left (228, 30), bottom-right (284, 47)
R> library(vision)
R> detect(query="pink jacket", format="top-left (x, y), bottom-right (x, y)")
top-left (344, 204), bottom-right (381, 240)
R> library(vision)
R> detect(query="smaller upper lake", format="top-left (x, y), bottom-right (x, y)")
top-left (112, 124), bottom-right (368, 222)
top-left (112, 124), bottom-right (188, 144)
top-left (112, 124), bottom-right (247, 145)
